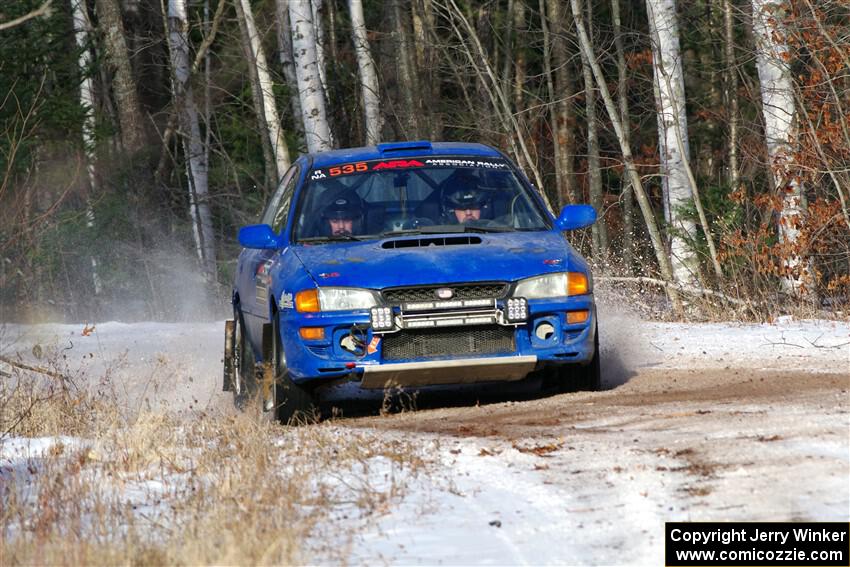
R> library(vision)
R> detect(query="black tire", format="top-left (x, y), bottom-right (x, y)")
top-left (232, 309), bottom-right (258, 410)
top-left (575, 327), bottom-right (601, 392)
top-left (555, 326), bottom-right (601, 392)
top-left (268, 318), bottom-right (317, 425)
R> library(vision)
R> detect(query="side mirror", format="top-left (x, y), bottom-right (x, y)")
top-left (238, 224), bottom-right (283, 249)
top-left (554, 205), bottom-right (597, 231)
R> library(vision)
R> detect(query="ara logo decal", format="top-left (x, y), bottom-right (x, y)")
top-left (280, 292), bottom-right (294, 309)
top-left (372, 160), bottom-right (425, 171)
top-left (311, 170), bottom-right (327, 180)
top-left (319, 272), bottom-right (340, 279)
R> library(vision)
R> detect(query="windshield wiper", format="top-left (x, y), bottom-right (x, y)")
top-left (378, 228), bottom-right (424, 238)
top-left (299, 234), bottom-right (365, 243)
top-left (460, 225), bottom-right (514, 233)
top-left (378, 224), bottom-right (515, 239)
top-left (415, 224), bottom-right (514, 234)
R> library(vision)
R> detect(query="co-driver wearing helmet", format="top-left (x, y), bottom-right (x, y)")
top-left (321, 194), bottom-right (364, 236)
top-left (442, 179), bottom-right (488, 224)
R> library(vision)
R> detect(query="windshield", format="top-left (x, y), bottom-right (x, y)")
top-left (293, 157), bottom-right (550, 242)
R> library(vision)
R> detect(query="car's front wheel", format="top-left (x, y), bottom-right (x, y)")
top-left (555, 326), bottom-right (601, 392)
top-left (574, 328), bottom-right (601, 391)
top-left (266, 318), bottom-right (318, 425)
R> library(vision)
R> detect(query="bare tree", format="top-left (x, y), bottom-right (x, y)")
top-left (576, 0), bottom-right (608, 261)
top-left (570, 0), bottom-right (684, 314)
top-left (311, 0), bottom-right (329, 95)
top-left (0, 0), bottom-right (52, 31)
top-left (348, 0), bottom-right (381, 145)
top-left (412, 0), bottom-right (441, 140)
top-left (611, 0), bottom-right (634, 270)
top-left (95, 0), bottom-right (147, 154)
top-left (235, 0), bottom-right (291, 182)
top-left (512, 0), bottom-right (526, 117)
top-left (436, 0), bottom-right (549, 210)
top-left (646, 0), bottom-right (700, 286)
top-left (547, 0), bottom-right (577, 206)
top-left (723, 0), bottom-right (740, 193)
top-left (390, 0), bottom-right (421, 139)
top-left (166, 0), bottom-right (216, 281)
top-left (648, 0), bottom-right (724, 282)
top-left (72, 0), bottom-right (101, 295)
top-left (274, 0), bottom-right (305, 138)
top-left (752, 0), bottom-right (809, 297)
top-left (290, 0), bottom-right (333, 153)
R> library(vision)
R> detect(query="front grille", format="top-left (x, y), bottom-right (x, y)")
top-left (382, 325), bottom-right (515, 360)
top-left (382, 282), bottom-right (508, 304)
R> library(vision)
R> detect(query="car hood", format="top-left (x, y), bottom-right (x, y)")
top-left (292, 230), bottom-right (588, 289)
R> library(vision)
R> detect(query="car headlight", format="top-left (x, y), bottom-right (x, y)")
top-left (513, 272), bottom-right (590, 299)
top-left (295, 287), bottom-right (379, 312)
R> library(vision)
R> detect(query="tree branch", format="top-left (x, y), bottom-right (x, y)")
top-left (0, 0), bottom-right (52, 32)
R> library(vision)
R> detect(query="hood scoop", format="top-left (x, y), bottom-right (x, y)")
top-left (382, 235), bottom-right (482, 249)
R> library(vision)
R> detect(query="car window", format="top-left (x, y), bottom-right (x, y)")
top-left (261, 165), bottom-right (299, 234)
top-left (294, 157), bottom-right (549, 242)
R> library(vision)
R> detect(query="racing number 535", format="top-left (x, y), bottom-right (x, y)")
top-left (328, 162), bottom-right (368, 176)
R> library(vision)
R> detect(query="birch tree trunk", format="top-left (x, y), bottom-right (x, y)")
top-left (72, 0), bottom-right (102, 295)
top-left (311, 0), bottom-right (328, 94)
top-left (166, 0), bottom-right (216, 281)
top-left (348, 0), bottom-right (382, 145)
top-left (290, 0), bottom-right (333, 153)
top-left (274, 0), bottom-right (305, 138)
top-left (234, 4), bottom-right (278, 188)
top-left (646, 0), bottom-right (699, 286)
top-left (752, 0), bottom-right (809, 296)
top-left (95, 0), bottom-right (146, 154)
top-left (235, 0), bottom-right (291, 183)
top-left (569, 0), bottom-right (684, 315)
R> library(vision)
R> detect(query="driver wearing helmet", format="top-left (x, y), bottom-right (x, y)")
top-left (442, 178), bottom-right (488, 224)
top-left (321, 193), bottom-right (364, 236)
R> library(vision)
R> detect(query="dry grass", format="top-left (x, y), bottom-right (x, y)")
top-left (0, 349), bottom-right (431, 566)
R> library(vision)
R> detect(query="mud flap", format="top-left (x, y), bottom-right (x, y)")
top-left (261, 322), bottom-right (275, 412)
top-left (223, 319), bottom-right (235, 391)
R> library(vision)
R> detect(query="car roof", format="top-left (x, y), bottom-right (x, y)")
top-left (306, 141), bottom-right (504, 169)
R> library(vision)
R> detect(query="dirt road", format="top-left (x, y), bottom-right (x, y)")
top-left (332, 367), bottom-right (848, 564)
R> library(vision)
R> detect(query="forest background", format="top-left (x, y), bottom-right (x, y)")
top-left (0, 0), bottom-right (847, 322)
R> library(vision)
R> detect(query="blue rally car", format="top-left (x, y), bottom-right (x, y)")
top-left (224, 141), bottom-right (600, 422)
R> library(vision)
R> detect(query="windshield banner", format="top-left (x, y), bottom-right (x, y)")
top-left (310, 157), bottom-right (509, 180)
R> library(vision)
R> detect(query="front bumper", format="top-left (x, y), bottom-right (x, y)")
top-left (281, 294), bottom-right (596, 386)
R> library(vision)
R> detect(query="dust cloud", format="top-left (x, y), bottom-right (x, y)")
top-left (596, 287), bottom-right (651, 389)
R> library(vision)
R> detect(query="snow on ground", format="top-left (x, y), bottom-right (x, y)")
top-left (612, 316), bottom-right (849, 373)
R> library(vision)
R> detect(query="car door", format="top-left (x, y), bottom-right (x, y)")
top-left (237, 165), bottom-right (300, 343)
